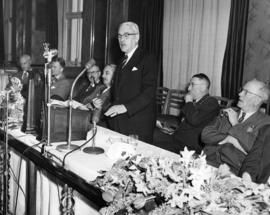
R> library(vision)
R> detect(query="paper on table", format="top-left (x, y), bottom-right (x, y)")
top-left (156, 120), bottom-right (175, 135)
top-left (50, 99), bottom-right (89, 110)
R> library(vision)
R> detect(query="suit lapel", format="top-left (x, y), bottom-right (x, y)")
top-left (241, 111), bottom-right (261, 126)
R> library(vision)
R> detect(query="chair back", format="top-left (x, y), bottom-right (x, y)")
top-left (213, 96), bottom-right (234, 109)
top-left (164, 89), bottom-right (186, 115)
top-left (156, 87), bottom-right (170, 114)
top-left (260, 100), bottom-right (270, 115)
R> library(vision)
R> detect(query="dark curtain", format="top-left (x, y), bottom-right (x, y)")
top-left (45, 0), bottom-right (58, 49)
top-left (221, 0), bottom-right (249, 100)
top-left (129, 0), bottom-right (164, 86)
top-left (0, 0), bottom-right (4, 63)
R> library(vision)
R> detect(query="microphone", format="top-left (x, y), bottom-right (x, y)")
top-left (43, 49), bottom-right (58, 62)
top-left (85, 58), bottom-right (96, 69)
top-left (50, 49), bottom-right (58, 57)
top-left (56, 58), bottom-right (98, 152)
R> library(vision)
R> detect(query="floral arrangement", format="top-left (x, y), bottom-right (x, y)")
top-left (0, 77), bottom-right (24, 125)
top-left (94, 148), bottom-right (270, 215)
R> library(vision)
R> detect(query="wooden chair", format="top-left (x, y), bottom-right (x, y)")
top-left (260, 101), bottom-right (270, 115)
top-left (156, 87), bottom-right (170, 114)
top-left (164, 89), bottom-right (186, 115)
top-left (157, 89), bottom-right (186, 129)
top-left (213, 96), bottom-right (234, 109)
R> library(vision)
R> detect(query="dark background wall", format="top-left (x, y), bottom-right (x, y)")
top-left (244, 0), bottom-right (270, 85)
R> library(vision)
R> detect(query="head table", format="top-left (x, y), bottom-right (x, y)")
top-left (0, 125), bottom-right (179, 215)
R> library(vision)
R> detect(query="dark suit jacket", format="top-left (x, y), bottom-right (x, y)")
top-left (82, 84), bottom-right (112, 123)
top-left (110, 48), bottom-right (157, 143)
top-left (202, 111), bottom-right (270, 174)
top-left (239, 125), bottom-right (270, 184)
top-left (73, 81), bottom-right (103, 103)
top-left (174, 94), bottom-right (220, 153)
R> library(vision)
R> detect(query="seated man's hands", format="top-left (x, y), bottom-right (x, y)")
top-left (92, 98), bottom-right (103, 109)
top-left (105, 105), bottom-right (127, 117)
top-left (185, 93), bottom-right (193, 103)
top-left (222, 108), bottom-right (238, 126)
top-left (218, 135), bottom-right (247, 155)
top-left (85, 103), bottom-right (94, 110)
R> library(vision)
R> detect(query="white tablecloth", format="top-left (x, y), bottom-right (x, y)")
top-left (7, 126), bottom-right (179, 215)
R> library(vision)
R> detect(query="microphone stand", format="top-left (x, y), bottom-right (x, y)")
top-left (83, 121), bottom-right (104, 154)
top-left (45, 62), bottom-right (52, 146)
top-left (56, 68), bottom-right (87, 151)
top-left (42, 43), bottom-right (58, 153)
top-left (3, 91), bottom-right (10, 214)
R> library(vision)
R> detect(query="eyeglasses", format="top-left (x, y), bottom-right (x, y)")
top-left (87, 70), bottom-right (99, 74)
top-left (239, 87), bottom-right (263, 98)
top-left (189, 82), bottom-right (204, 87)
top-left (118, 33), bottom-right (138, 40)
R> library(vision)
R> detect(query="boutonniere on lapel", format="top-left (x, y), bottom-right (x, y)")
top-left (131, 67), bottom-right (138, 71)
top-left (246, 125), bottom-right (255, 133)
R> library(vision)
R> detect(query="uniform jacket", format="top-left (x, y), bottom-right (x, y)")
top-left (51, 74), bottom-right (72, 101)
top-left (239, 125), bottom-right (270, 184)
top-left (174, 94), bottom-right (220, 153)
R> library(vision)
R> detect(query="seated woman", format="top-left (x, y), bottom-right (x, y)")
top-left (82, 64), bottom-right (116, 126)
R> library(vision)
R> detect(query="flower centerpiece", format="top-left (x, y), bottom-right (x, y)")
top-left (94, 147), bottom-right (270, 215)
top-left (0, 77), bottom-right (24, 126)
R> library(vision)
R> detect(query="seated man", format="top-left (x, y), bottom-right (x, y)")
top-left (74, 63), bottom-right (102, 103)
top-left (7, 54), bottom-right (44, 134)
top-left (83, 64), bottom-right (116, 126)
top-left (202, 79), bottom-right (270, 175)
top-left (239, 125), bottom-right (270, 184)
top-left (154, 73), bottom-right (220, 154)
top-left (51, 57), bottom-right (72, 101)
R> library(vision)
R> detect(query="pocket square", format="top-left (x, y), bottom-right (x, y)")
top-left (131, 67), bottom-right (138, 71)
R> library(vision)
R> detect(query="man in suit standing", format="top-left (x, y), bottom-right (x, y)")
top-left (105, 22), bottom-right (157, 143)
top-left (202, 79), bottom-right (270, 174)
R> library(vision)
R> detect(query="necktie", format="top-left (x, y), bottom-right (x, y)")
top-left (120, 55), bottom-right (128, 69)
top-left (238, 112), bottom-right (246, 123)
top-left (22, 71), bottom-right (29, 80)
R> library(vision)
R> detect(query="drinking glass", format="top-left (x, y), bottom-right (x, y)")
top-left (128, 134), bottom-right (139, 147)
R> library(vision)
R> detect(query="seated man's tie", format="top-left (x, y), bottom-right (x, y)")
top-left (238, 112), bottom-right (246, 123)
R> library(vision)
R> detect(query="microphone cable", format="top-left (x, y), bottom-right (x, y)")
top-left (62, 127), bottom-right (97, 167)
top-left (22, 139), bottom-right (45, 156)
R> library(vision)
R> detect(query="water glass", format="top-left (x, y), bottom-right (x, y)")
top-left (128, 134), bottom-right (139, 147)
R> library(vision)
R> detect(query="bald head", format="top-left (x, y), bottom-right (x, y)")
top-left (20, 54), bottom-right (31, 71)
